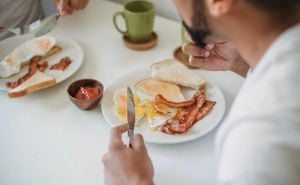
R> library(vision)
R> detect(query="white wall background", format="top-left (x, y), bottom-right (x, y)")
top-left (41, 0), bottom-right (181, 22)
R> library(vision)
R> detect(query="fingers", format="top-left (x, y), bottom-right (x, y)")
top-left (70, 0), bottom-right (88, 11)
top-left (54, 0), bottom-right (89, 15)
top-left (182, 43), bottom-right (210, 58)
top-left (109, 124), bottom-right (129, 148)
top-left (55, 0), bottom-right (72, 16)
top-left (80, 0), bottom-right (89, 9)
top-left (70, 0), bottom-right (82, 11)
top-left (132, 134), bottom-right (146, 151)
top-left (189, 55), bottom-right (230, 71)
top-left (188, 56), bottom-right (207, 68)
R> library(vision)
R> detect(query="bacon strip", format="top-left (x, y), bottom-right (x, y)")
top-left (159, 86), bottom-right (216, 134)
top-left (153, 94), bottom-right (195, 109)
top-left (6, 57), bottom-right (48, 89)
top-left (196, 101), bottom-right (216, 121)
top-left (37, 61), bottom-right (48, 72)
top-left (50, 57), bottom-right (72, 71)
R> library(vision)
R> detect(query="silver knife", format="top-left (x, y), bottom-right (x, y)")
top-left (127, 87), bottom-right (135, 148)
top-left (34, 13), bottom-right (60, 37)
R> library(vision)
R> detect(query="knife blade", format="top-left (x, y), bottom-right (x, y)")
top-left (127, 87), bottom-right (135, 148)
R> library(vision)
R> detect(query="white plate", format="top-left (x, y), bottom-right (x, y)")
top-left (101, 68), bottom-right (225, 144)
top-left (0, 34), bottom-right (83, 91)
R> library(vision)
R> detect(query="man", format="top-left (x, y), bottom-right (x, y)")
top-left (0, 0), bottom-right (89, 40)
top-left (102, 0), bottom-right (300, 185)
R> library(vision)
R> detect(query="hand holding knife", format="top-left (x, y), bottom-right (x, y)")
top-left (127, 87), bottom-right (135, 148)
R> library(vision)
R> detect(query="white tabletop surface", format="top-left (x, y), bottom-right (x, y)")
top-left (0, 1), bottom-right (244, 185)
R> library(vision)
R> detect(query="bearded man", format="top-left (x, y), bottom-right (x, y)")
top-left (102, 1), bottom-right (300, 185)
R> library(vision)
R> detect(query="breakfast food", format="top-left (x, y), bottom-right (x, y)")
top-left (113, 88), bottom-right (145, 124)
top-left (112, 60), bottom-right (216, 134)
top-left (6, 56), bottom-right (48, 89)
top-left (75, 85), bottom-right (102, 100)
top-left (158, 86), bottom-right (216, 134)
top-left (8, 71), bottom-right (56, 98)
top-left (0, 36), bottom-right (61, 78)
top-left (151, 59), bottom-right (206, 89)
top-left (50, 57), bottom-right (72, 71)
top-left (135, 78), bottom-right (185, 102)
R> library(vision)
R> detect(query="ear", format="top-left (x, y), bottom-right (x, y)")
top-left (206, 0), bottom-right (233, 17)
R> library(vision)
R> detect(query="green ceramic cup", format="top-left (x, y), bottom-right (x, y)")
top-left (181, 23), bottom-right (188, 44)
top-left (113, 0), bottom-right (155, 43)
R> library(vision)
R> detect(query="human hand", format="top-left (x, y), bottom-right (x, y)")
top-left (102, 124), bottom-right (154, 185)
top-left (182, 38), bottom-right (249, 77)
top-left (53, 0), bottom-right (89, 16)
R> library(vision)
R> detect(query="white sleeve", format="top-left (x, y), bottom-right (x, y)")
top-left (217, 121), bottom-right (300, 185)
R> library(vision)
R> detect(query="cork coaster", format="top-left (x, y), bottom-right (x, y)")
top-left (123, 32), bottom-right (158, 51)
top-left (173, 46), bottom-right (197, 69)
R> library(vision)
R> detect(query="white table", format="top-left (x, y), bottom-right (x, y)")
top-left (0, 1), bottom-right (244, 185)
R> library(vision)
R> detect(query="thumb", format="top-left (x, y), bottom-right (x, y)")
top-left (132, 134), bottom-right (146, 151)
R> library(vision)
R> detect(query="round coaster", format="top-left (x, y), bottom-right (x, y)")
top-left (173, 46), bottom-right (197, 69)
top-left (123, 32), bottom-right (158, 51)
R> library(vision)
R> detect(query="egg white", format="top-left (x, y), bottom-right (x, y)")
top-left (113, 88), bottom-right (145, 125)
top-left (0, 36), bottom-right (56, 78)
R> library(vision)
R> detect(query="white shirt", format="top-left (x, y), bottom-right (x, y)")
top-left (0, 0), bottom-right (43, 40)
top-left (216, 23), bottom-right (300, 185)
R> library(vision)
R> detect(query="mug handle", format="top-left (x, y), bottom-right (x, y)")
top-left (113, 12), bottom-right (129, 36)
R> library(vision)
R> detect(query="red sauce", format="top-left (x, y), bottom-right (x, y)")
top-left (75, 85), bottom-right (101, 100)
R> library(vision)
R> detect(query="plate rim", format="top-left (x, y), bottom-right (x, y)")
top-left (101, 67), bottom-right (226, 144)
top-left (0, 34), bottom-right (84, 91)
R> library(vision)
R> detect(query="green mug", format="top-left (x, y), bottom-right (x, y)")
top-left (113, 0), bottom-right (155, 43)
top-left (181, 23), bottom-right (188, 44)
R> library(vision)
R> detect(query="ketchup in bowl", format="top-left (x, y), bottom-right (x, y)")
top-left (68, 79), bottom-right (103, 110)
top-left (75, 85), bottom-right (102, 100)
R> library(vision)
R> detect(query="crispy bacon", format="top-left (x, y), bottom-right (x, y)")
top-left (153, 94), bottom-right (195, 109)
top-left (37, 61), bottom-right (48, 72)
top-left (6, 57), bottom-right (48, 89)
top-left (196, 101), bottom-right (216, 121)
top-left (159, 86), bottom-right (216, 134)
top-left (50, 57), bottom-right (72, 71)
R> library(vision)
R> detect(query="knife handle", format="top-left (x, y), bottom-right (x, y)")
top-left (127, 129), bottom-right (134, 148)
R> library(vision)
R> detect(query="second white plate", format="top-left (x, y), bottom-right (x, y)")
top-left (0, 34), bottom-right (83, 91)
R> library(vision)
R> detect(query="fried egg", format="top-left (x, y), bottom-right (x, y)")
top-left (0, 36), bottom-right (56, 78)
top-left (113, 88), bottom-right (178, 130)
top-left (113, 88), bottom-right (145, 125)
top-left (142, 99), bottom-right (178, 131)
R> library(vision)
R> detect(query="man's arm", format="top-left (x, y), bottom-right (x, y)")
top-left (218, 121), bottom-right (300, 185)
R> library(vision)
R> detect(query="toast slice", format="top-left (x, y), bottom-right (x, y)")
top-left (8, 71), bottom-right (56, 98)
top-left (151, 59), bottom-right (206, 89)
top-left (135, 78), bottom-right (185, 102)
top-left (20, 45), bottom-right (62, 68)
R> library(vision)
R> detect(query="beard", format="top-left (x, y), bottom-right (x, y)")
top-left (182, 0), bottom-right (212, 48)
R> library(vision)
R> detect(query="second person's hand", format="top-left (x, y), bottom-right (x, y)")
top-left (53, 0), bottom-right (89, 16)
